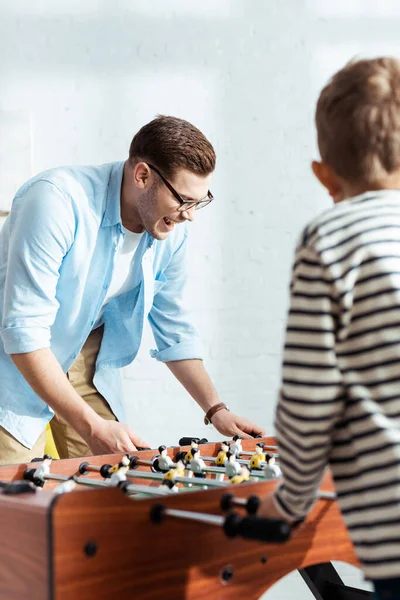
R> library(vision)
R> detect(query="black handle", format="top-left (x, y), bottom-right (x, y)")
top-left (223, 513), bottom-right (291, 543)
top-left (178, 437), bottom-right (208, 446)
top-left (0, 480), bottom-right (36, 495)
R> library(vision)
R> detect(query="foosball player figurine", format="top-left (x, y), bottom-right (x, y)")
top-left (106, 455), bottom-right (130, 486)
top-left (53, 478), bottom-right (77, 494)
top-left (249, 442), bottom-right (266, 470)
top-left (263, 454), bottom-right (282, 480)
top-left (224, 451), bottom-right (241, 479)
top-left (230, 435), bottom-right (243, 457)
top-left (190, 447), bottom-right (207, 478)
top-left (216, 441), bottom-right (230, 466)
top-left (184, 439), bottom-right (199, 464)
top-left (33, 454), bottom-right (53, 487)
top-left (161, 459), bottom-right (185, 491)
top-left (229, 465), bottom-right (251, 485)
top-left (157, 445), bottom-right (173, 472)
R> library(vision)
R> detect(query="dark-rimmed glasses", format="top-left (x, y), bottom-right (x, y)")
top-left (148, 164), bottom-right (214, 212)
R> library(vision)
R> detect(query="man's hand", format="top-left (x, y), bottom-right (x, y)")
top-left (82, 419), bottom-right (151, 455)
top-left (210, 409), bottom-right (266, 439)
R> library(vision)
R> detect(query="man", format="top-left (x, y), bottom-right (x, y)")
top-left (0, 115), bottom-right (264, 464)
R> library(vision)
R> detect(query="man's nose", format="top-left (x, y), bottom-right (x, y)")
top-left (180, 206), bottom-right (196, 222)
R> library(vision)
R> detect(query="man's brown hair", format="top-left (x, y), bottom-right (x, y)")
top-left (316, 57), bottom-right (400, 184)
top-left (129, 115), bottom-right (216, 179)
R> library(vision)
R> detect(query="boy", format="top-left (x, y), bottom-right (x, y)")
top-left (260, 57), bottom-right (400, 600)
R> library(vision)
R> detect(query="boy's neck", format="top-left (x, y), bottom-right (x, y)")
top-left (337, 171), bottom-right (400, 203)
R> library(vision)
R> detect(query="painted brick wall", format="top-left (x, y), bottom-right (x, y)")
top-left (1, 2), bottom-right (397, 594)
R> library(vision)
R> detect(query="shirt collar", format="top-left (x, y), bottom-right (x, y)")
top-left (101, 161), bottom-right (125, 228)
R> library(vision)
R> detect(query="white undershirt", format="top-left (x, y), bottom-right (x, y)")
top-left (96, 226), bottom-right (143, 323)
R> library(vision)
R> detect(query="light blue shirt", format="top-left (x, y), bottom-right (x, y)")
top-left (0, 161), bottom-right (203, 448)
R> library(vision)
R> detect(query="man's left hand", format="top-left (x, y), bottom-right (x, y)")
top-left (210, 409), bottom-right (266, 438)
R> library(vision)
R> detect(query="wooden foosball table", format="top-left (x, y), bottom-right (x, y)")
top-left (0, 436), bottom-right (372, 600)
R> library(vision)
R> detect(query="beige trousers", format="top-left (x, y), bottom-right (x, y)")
top-left (0, 326), bottom-right (116, 465)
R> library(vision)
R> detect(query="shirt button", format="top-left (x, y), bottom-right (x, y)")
top-left (103, 284), bottom-right (109, 290)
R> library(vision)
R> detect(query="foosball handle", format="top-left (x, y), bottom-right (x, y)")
top-left (223, 513), bottom-right (291, 543)
top-left (178, 437), bottom-right (208, 446)
top-left (0, 480), bottom-right (36, 495)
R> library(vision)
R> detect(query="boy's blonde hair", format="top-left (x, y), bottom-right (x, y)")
top-left (316, 57), bottom-right (400, 184)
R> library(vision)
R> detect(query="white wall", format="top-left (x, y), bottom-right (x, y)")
top-left (2, 1), bottom-right (398, 596)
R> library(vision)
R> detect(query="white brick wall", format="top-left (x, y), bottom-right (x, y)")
top-left (2, 1), bottom-right (397, 596)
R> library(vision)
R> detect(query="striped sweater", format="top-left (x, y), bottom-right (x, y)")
top-left (274, 190), bottom-right (400, 580)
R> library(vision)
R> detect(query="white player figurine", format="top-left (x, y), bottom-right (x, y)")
top-left (53, 479), bottom-right (77, 494)
top-left (230, 435), bottom-right (243, 457)
top-left (263, 454), bottom-right (282, 480)
top-left (33, 454), bottom-right (53, 485)
top-left (224, 451), bottom-right (241, 478)
top-left (190, 447), bottom-right (207, 477)
top-left (157, 445), bottom-right (173, 471)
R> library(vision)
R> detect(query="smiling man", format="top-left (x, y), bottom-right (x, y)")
top-left (0, 115), bottom-right (265, 464)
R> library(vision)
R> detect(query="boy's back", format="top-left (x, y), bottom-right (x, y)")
top-left (259, 57), bottom-right (400, 597)
top-left (278, 190), bottom-right (400, 580)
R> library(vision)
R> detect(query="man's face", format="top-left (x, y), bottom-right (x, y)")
top-left (136, 168), bottom-right (212, 240)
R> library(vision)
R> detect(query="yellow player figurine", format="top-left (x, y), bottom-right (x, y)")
top-left (161, 459), bottom-right (185, 489)
top-left (106, 455), bottom-right (130, 486)
top-left (216, 441), bottom-right (230, 466)
top-left (249, 442), bottom-right (266, 470)
top-left (184, 440), bottom-right (199, 464)
top-left (229, 465), bottom-right (250, 485)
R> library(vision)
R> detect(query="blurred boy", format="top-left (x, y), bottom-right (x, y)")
top-left (260, 57), bottom-right (400, 600)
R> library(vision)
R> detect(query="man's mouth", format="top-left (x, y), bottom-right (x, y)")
top-left (163, 217), bottom-right (178, 231)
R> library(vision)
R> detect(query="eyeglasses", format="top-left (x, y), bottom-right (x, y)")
top-left (148, 164), bottom-right (214, 212)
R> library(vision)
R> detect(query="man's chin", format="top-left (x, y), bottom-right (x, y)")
top-left (146, 225), bottom-right (169, 241)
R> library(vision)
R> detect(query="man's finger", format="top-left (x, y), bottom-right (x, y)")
top-left (235, 428), bottom-right (253, 440)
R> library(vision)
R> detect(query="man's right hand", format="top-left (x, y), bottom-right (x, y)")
top-left (82, 419), bottom-right (151, 455)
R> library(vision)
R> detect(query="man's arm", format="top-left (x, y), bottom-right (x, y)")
top-left (260, 243), bottom-right (345, 522)
top-left (2, 182), bottom-right (148, 453)
top-left (166, 359), bottom-right (265, 438)
top-left (149, 229), bottom-right (265, 438)
top-left (11, 349), bottom-right (149, 454)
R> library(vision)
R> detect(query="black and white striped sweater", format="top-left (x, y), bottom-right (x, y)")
top-left (274, 190), bottom-right (400, 580)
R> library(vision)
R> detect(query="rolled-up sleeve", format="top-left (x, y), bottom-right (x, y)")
top-left (0, 180), bottom-right (75, 354)
top-left (149, 230), bottom-right (203, 362)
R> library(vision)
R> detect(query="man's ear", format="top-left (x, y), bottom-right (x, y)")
top-left (312, 161), bottom-right (343, 201)
top-left (133, 162), bottom-right (151, 189)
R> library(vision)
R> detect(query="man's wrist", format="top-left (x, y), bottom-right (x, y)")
top-left (204, 402), bottom-right (229, 425)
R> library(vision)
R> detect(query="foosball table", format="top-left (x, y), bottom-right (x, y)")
top-left (0, 436), bottom-right (372, 600)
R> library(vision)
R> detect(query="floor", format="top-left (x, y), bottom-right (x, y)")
top-left (259, 562), bottom-right (373, 599)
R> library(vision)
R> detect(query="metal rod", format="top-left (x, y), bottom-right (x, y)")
top-left (43, 473), bottom-right (71, 482)
top-left (317, 490), bottom-right (336, 500)
top-left (165, 507), bottom-right (225, 527)
top-left (124, 483), bottom-right (173, 496)
top-left (124, 468), bottom-right (230, 488)
top-left (201, 454), bottom-right (279, 466)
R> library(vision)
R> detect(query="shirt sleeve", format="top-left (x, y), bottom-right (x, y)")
top-left (148, 230), bottom-right (203, 362)
top-left (0, 180), bottom-right (76, 354)
top-left (273, 240), bottom-right (345, 523)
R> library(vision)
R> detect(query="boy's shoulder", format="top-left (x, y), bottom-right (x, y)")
top-left (299, 192), bottom-right (385, 250)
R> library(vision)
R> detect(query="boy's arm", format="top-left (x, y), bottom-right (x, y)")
top-left (272, 243), bottom-right (345, 523)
